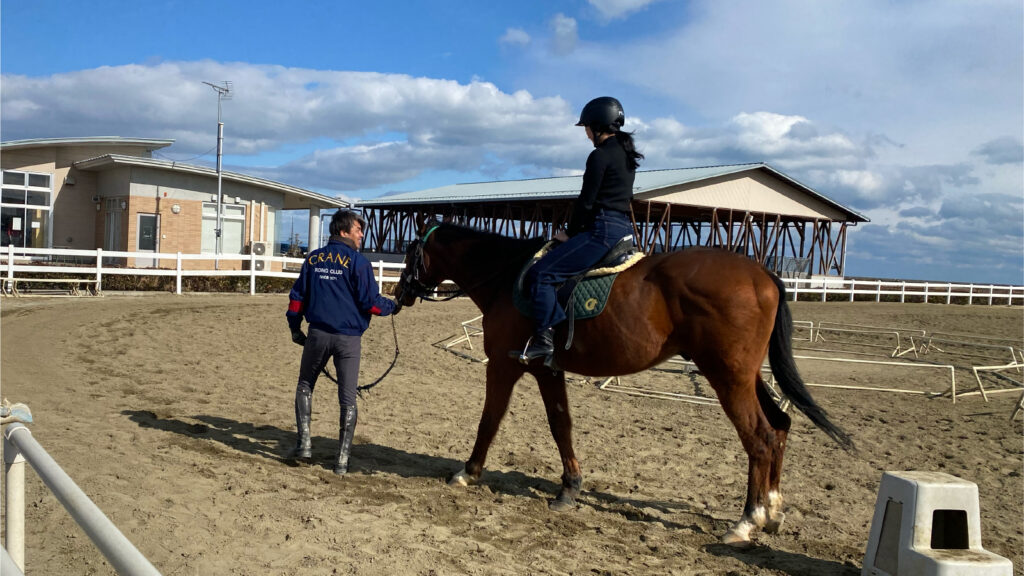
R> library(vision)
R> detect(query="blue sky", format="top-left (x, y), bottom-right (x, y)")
top-left (2, 0), bottom-right (1022, 284)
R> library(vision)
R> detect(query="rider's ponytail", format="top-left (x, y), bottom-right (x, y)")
top-left (615, 131), bottom-right (644, 171)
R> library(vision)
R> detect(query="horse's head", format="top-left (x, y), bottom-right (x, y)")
top-left (394, 220), bottom-right (445, 307)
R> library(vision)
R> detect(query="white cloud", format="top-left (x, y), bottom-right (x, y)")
top-left (1, 61), bottom-right (581, 184)
top-left (588, 0), bottom-right (661, 20)
top-left (499, 27), bottom-right (531, 46)
top-left (549, 14), bottom-right (578, 56)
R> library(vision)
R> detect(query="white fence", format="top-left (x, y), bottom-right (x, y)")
top-left (2, 245), bottom-right (1022, 304)
top-left (1, 245), bottom-right (404, 296)
top-left (785, 276), bottom-right (1023, 305)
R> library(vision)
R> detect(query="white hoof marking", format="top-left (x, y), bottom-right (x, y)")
top-left (448, 468), bottom-right (472, 487)
top-left (722, 519), bottom-right (755, 545)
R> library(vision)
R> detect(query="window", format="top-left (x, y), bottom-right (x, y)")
top-left (1, 170), bottom-right (52, 248)
top-left (202, 203), bottom-right (246, 254)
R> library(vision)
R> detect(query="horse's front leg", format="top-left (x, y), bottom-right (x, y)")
top-left (450, 358), bottom-right (523, 487)
top-left (535, 368), bottom-right (582, 511)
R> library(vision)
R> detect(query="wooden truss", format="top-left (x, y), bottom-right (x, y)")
top-left (360, 198), bottom-right (853, 277)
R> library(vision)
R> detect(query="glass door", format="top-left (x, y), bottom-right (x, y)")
top-left (136, 213), bottom-right (160, 267)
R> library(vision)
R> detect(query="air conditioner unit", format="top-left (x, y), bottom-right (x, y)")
top-left (245, 241), bottom-right (268, 271)
top-left (247, 241), bottom-right (268, 256)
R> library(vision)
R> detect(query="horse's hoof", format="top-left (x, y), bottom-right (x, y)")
top-left (548, 498), bottom-right (576, 512)
top-left (763, 512), bottom-right (786, 534)
top-left (448, 468), bottom-right (473, 487)
top-left (548, 489), bottom-right (577, 512)
top-left (722, 520), bottom-right (755, 546)
top-left (721, 531), bottom-right (754, 547)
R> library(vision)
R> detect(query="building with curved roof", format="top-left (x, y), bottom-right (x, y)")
top-left (1, 136), bottom-right (347, 269)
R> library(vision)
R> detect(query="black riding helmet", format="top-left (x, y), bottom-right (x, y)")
top-left (575, 96), bottom-right (625, 131)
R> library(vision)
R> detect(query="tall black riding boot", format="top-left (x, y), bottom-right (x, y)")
top-left (517, 327), bottom-right (555, 365)
top-left (287, 382), bottom-right (313, 460)
top-left (333, 405), bottom-right (358, 475)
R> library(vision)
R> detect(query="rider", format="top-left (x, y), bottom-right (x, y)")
top-left (286, 210), bottom-right (397, 474)
top-left (518, 96), bottom-right (644, 366)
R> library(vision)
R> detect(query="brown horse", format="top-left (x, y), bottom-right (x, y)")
top-left (394, 220), bottom-right (853, 545)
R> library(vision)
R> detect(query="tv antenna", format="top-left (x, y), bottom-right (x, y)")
top-left (203, 80), bottom-right (233, 267)
top-left (202, 81), bottom-right (233, 122)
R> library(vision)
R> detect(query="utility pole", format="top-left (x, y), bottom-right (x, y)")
top-left (203, 81), bottom-right (232, 269)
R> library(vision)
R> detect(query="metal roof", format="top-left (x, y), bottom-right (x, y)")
top-left (357, 162), bottom-right (867, 222)
top-left (1, 136), bottom-right (174, 151)
top-left (74, 154), bottom-right (349, 209)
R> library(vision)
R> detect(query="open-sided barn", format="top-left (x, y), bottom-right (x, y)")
top-left (357, 163), bottom-right (868, 277)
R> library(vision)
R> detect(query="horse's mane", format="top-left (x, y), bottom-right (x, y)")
top-left (434, 222), bottom-right (547, 268)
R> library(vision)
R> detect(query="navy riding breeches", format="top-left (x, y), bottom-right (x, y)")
top-left (526, 210), bottom-right (633, 331)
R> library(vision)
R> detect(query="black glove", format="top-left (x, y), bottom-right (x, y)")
top-left (291, 329), bottom-right (307, 346)
top-left (393, 301), bottom-right (403, 315)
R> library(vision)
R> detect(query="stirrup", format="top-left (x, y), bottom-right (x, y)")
top-left (515, 330), bottom-right (554, 366)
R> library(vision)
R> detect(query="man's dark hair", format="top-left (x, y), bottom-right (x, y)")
top-left (329, 210), bottom-right (366, 236)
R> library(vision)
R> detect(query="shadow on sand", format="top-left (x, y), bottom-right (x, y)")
top-left (123, 409), bottom-right (859, 575)
top-left (705, 542), bottom-right (860, 576)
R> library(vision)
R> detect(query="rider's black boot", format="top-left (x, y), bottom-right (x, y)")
top-left (517, 327), bottom-right (555, 365)
top-left (333, 405), bottom-right (358, 475)
top-left (287, 382), bottom-right (313, 460)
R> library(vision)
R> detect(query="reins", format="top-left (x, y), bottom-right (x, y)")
top-left (318, 314), bottom-right (400, 398)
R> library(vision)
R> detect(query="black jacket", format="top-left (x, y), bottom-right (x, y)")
top-left (568, 136), bottom-right (635, 236)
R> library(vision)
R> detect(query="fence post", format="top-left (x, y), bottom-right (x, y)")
top-left (176, 253), bottom-right (183, 295)
top-left (377, 260), bottom-right (384, 292)
top-left (924, 283), bottom-right (929, 304)
top-left (95, 248), bottom-right (103, 291)
top-left (988, 285), bottom-right (994, 305)
top-left (6, 243), bottom-right (14, 284)
top-left (946, 283), bottom-right (952, 305)
top-left (3, 427), bottom-right (27, 571)
top-left (849, 280), bottom-right (855, 302)
top-left (968, 284), bottom-right (974, 305)
top-left (249, 252), bottom-right (257, 296)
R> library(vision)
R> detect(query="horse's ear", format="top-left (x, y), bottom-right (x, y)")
top-left (414, 212), bottom-right (429, 235)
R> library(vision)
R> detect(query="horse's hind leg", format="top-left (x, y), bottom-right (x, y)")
top-left (450, 359), bottom-right (523, 487)
top-left (756, 375), bottom-right (791, 534)
top-left (535, 369), bottom-right (582, 511)
top-left (709, 371), bottom-right (777, 545)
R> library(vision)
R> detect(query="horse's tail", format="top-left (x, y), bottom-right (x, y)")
top-left (767, 274), bottom-right (855, 451)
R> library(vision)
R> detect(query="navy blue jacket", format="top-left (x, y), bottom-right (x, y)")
top-left (287, 238), bottom-right (395, 336)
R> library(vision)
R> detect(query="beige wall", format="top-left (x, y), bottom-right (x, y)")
top-left (4, 143), bottom-right (331, 272)
top-left (123, 167), bottom-right (282, 269)
top-left (2, 146), bottom-right (156, 250)
top-left (638, 171), bottom-right (848, 221)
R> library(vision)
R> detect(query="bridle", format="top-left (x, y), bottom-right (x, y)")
top-left (398, 225), bottom-right (465, 302)
top-left (399, 223), bottom-right (543, 305)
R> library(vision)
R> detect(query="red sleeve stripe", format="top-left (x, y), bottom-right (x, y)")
top-left (288, 299), bottom-right (303, 313)
top-left (369, 306), bottom-right (382, 315)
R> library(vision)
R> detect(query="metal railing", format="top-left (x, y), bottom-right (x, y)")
top-left (2, 422), bottom-right (162, 575)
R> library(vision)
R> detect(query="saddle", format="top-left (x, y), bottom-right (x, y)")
top-left (513, 235), bottom-right (644, 349)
